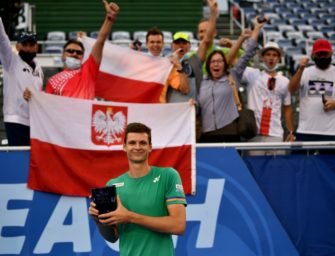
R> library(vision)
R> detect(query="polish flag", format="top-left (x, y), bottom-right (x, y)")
top-left (27, 91), bottom-right (195, 196)
top-left (82, 37), bottom-right (172, 103)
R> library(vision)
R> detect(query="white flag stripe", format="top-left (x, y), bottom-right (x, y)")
top-left (30, 91), bottom-right (193, 150)
top-left (82, 37), bottom-right (172, 84)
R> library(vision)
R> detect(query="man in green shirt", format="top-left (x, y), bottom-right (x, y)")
top-left (89, 122), bottom-right (186, 256)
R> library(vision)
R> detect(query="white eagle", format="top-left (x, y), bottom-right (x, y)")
top-left (92, 108), bottom-right (126, 145)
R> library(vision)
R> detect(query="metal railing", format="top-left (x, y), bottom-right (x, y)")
top-left (1, 141), bottom-right (335, 152)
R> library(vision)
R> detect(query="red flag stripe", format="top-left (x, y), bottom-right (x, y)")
top-left (28, 139), bottom-right (192, 197)
top-left (95, 71), bottom-right (163, 103)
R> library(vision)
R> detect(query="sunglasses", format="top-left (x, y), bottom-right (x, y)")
top-left (65, 48), bottom-right (83, 55)
top-left (267, 77), bottom-right (276, 91)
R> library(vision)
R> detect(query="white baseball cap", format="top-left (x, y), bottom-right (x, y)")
top-left (260, 42), bottom-right (283, 57)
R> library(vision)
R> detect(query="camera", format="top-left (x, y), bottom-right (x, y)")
top-left (257, 14), bottom-right (267, 23)
top-left (132, 38), bottom-right (142, 51)
top-left (91, 185), bottom-right (117, 214)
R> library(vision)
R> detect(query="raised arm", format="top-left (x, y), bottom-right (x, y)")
top-left (198, 0), bottom-right (218, 62)
top-left (288, 57), bottom-right (309, 93)
top-left (91, 1), bottom-right (119, 65)
top-left (225, 29), bottom-right (251, 64)
top-left (0, 18), bottom-right (15, 69)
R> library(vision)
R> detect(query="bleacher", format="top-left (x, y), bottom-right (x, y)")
top-left (232, 0), bottom-right (335, 74)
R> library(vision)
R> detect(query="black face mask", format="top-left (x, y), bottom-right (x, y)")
top-left (314, 57), bottom-right (332, 70)
top-left (19, 50), bottom-right (36, 64)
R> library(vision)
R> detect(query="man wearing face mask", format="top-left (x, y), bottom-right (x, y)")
top-left (241, 41), bottom-right (295, 155)
top-left (288, 39), bottom-right (335, 144)
top-left (0, 18), bottom-right (43, 146)
top-left (44, 0), bottom-right (119, 99)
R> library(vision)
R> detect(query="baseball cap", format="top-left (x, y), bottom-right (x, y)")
top-left (17, 32), bottom-right (37, 44)
top-left (260, 41), bottom-right (283, 57)
top-left (312, 39), bottom-right (332, 55)
top-left (173, 32), bottom-right (190, 43)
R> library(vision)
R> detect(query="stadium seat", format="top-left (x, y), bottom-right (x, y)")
top-left (295, 25), bottom-right (314, 33)
top-left (263, 31), bottom-right (283, 42)
top-left (162, 31), bottom-right (173, 40)
top-left (263, 24), bottom-right (278, 32)
top-left (89, 31), bottom-right (99, 39)
top-left (111, 31), bottom-right (131, 41)
top-left (271, 19), bottom-right (287, 26)
top-left (111, 39), bottom-right (131, 48)
top-left (44, 45), bottom-right (63, 54)
top-left (306, 31), bottom-right (325, 41)
top-left (190, 38), bottom-right (199, 51)
top-left (289, 19), bottom-right (307, 26)
top-left (277, 25), bottom-right (296, 35)
top-left (285, 31), bottom-right (306, 40)
top-left (68, 31), bottom-right (79, 40)
top-left (133, 31), bottom-right (147, 44)
top-left (46, 31), bottom-right (66, 41)
top-left (276, 38), bottom-right (294, 51)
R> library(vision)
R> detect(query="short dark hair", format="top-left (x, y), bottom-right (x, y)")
top-left (63, 39), bottom-right (84, 52)
top-left (205, 50), bottom-right (229, 79)
top-left (146, 27), bottom-right (164, 43)
top-left (124, 122), bottom-right (152, 145)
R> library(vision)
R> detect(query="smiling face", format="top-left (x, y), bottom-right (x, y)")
top-left (123, 132), bottom-right (152, 164)
top-left (209, 52), bottom-right (225, 80)
top-left (146, 34), bottom-right (163, 56)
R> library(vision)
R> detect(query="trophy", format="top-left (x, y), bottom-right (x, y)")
top-left (91, 185), bottom-right (117, 214)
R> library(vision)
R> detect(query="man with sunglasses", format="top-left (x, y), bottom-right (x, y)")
top-left (44, 0), bottom-right (119, 99)
top-left (0, 18), bottom-right (43, 146)
top-left (241, 41), bottom-right (295, 155)
top-left (288, 39), bottom-right (335, 146)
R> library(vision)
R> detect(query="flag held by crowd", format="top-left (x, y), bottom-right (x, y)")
top-left (28, 91), bottom-right (195, 196)
top-left (82, 37), bottom-right (172, 103)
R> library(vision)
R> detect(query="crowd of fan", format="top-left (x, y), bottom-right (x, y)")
top-left (0, 0), bottom-right (335, 155)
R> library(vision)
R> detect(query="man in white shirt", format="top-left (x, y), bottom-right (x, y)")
top-left (288, 39), bottom-right (335, 144)
top-left (242, 42), bottom-right (295, 155)
top-left (0, 18), bottom-right (43, 145)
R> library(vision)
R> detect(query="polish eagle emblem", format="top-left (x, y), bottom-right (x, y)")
top-left (92, 106), bottom-right (127, 146)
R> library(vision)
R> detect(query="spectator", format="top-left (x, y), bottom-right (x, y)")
top-left (145, 27), bottom-right (190, 103)
top-left (88, 122), bottom-right (186, 255)
top-left (166, 32), bottom-right (202, 103)
top-left (0, 18), bottom-right (43, 146)
top-left (242, 41), bottom-right (295, 155)
top-left (288, 39), bottom-right (335, 145)
top-left (43, 1), bottom-right (119, 99)
top-left (196, 17), bottom-right (265, 143)
top-left (197, 0), bottom-right (244, 73)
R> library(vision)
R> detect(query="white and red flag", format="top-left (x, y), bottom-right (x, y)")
top-left (27, 91), bottom-right (195, 196)
top-left (82, 37), bottom-right (172, 103)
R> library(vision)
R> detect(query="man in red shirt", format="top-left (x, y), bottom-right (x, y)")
top-left (24, 1), bottom-right (119, 100)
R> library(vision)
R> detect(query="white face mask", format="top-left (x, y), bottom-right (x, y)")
top-left (260, 63), bottom-right (279, 72)
top-left (64, 57), bottom-right (81, 70)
